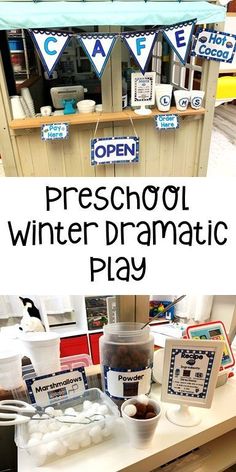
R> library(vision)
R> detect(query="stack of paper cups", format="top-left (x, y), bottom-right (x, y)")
top-left (20, 332), bottom-right (61, 376)
top-left (20, 87), bottom-right (35, 117)
top-left (155, 84), bottom-right (173, 112)
top-left (0, 350), bottom-right (23, 390)
top-left (10, 95), bottom-right (26, 119)
top-left (20, 96), bottom-right (31, 117)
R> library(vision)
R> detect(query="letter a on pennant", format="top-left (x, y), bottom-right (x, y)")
top-left (78, 35), bottom-right (117, 79)
top-left (122, 32), bottom-right (157, 74)
top-left (162, 19), bottom-right (196, 64)
top-left (29, 30), bottom-right (71, 76)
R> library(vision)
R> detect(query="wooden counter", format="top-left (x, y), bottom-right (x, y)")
top-left (18, 377), bottom-right (236, 472)
top-left (9, 107), bottom-right (205, 130)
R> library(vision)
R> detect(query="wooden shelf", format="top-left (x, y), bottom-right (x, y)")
top-left (9, 107), bottom-right (205, 130)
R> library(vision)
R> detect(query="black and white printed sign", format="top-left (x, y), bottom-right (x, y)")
top-left (25, 368), bottom-right (88, 407)
top-left (91, 136), bottom-right (139, 165)
top-left (161, 339), bottom-right (224, 408)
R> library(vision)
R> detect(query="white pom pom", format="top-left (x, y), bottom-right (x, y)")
top-left (80, 434), bottom-right (91, 448)
top-left (98, 405), bottom-right (108, 415)
top-left (64, 407), bottom-right (76, 415)
top-left (46, 440), bottom-right (60, 455)
top-left (83, 400), bottom-right (92, 411)
top-left (45, 407), bottom-right (55, 416)
top-left (123, 404), bottom-right (137, 417)
top-left (27, 437), bottom-right (41, 448)
top-left (137, 394), bottom-right (149, 405)
top-left (55, 442), bottom-right (67, 456)
top-left (102, 426), bottom-right (112, 438)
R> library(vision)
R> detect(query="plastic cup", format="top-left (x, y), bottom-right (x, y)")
top-left (20, 332), bottom-right (61, 376)
top-left (190, 90), bottom-right (205, 110)
top-left (121, 398), bottom-right (161, 449)
top-left (0, 350), bottom-right (23, 390)
top-left (155, 84), bottom-right (173, 112)
top-left (174, 90), bottom-right (190, 111)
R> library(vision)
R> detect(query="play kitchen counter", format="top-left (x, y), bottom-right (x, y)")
top-left (0, 2), bottom-right (225, 177)
top-left (18, 377), bottom-right (236, 472)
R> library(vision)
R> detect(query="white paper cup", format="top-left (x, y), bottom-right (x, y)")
top-left (40, 105), bottom-right (52, 117)
top-left (190, 90), bottom-right (205, 110)
top-left (20, 332), bottom-right (60, 376)
top-left (10, 96), bottom-right (26, 119)
top-left (174, 90), bottom-right (190, 111)
top-left (121, 398), bottom-right (161, 449)
top-left (155, 84), bottom-right (173, 112)
top-left (0, 350), bottom-right (23, 390)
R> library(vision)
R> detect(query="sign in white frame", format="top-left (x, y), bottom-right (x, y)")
top-left (131, 72), bottom-right (156, 115)
top-left (161, 338), bottom-right (224, 409)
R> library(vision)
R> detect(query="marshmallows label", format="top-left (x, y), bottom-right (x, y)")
top-left (193, 29), bottom-right (236, 63)
top-left (25, 368), bottom-right (88, 407)
top-left (104, 366), bottom-right (152, 399)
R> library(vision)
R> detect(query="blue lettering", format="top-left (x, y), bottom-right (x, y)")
top-left (124, 143), bottom-right (135, 156)
top-left (95, 145), bottom-right (106, 158)
top-left (92, 40), bottom-right (106, 57)
top-left (107, 144), bottom-right (116, 157)
top-left (136, 37), bottom-right (146, 56)
top-left (175, 29), bottom-right (186, 48)
top-left (44, 37), bottom-right (57, 56)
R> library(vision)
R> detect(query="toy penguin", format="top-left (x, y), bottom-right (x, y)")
top-left (19, 297), bottom-right (45, 332)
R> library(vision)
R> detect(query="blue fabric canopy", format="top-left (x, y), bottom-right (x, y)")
top-left (0, 2), bottom-right (226, 30)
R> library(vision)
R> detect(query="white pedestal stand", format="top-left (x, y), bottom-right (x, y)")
top-left (166, 404), bottom-right (201, 427)
top-left (134, 104), bottom-right (152, 116)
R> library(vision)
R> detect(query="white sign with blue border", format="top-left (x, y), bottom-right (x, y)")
top-left (25, 367), bottom-right (88, 407)
top-left (161, 339), bottom-right (224, 408)
top-left (41, 123), bottom-right (69, 141)
top-left (155, 114), bottom-right (179, 130)
top-left (192, 28), bottom-right (236, 63)
top-left (91, 136), bottom-right (139, 165)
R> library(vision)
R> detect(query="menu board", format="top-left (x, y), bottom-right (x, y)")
top-left (161, 338), bottom-right (224, 408)
top-left (131, 72), bottom-right (156, 107)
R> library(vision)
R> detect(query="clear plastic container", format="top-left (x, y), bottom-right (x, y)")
top-left (15, 388), bottom-right (119, 467)
top-left (99, 323), bottom-right (154, 407)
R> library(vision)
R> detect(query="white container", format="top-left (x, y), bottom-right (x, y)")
top-left (20, 332), bottom-right (60, 376)
top-left (190, 90), bottom-right (205, 110)
top-left (174, 90), bottom-right (190, 111)
top-left (155, 84), bottom-right (173, 112)
top-left (121, 398), bottom-right (161, 449)
top-left (0, 350), bottom-right (23, 390)
top-left (10, 95), bottom-right (26, 119)
top-left (40, 105), bottom-right (52, 117)
top-left (15, 388), bottom-right (120, 467)
top-left (95, 104), bottom-right (103, 112)
top-left (77, 99), bottom-right (96, 114)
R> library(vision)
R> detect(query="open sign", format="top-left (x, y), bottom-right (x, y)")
top-left (91, 136), bottom-right (139, 165)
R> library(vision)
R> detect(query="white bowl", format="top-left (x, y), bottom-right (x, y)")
top-left (77, 100), bottom-right (96, 114)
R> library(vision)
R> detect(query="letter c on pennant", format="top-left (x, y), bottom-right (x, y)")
top-left (44, 37), bottom-right (57, 55)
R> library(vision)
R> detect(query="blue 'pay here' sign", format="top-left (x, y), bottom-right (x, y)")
top-left (41, 123), bottom-right (69, 141)
top-left (91, 136), bottom-right (139, 165)
top-left (155, 114), bottom-right (179, 130)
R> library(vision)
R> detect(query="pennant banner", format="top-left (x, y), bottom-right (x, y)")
top-left (78, 34), bottom-right (117, 79)
top-left (29, 30), bottom-right (71, 77)
top-left (162, 19), bottom-right (196, 64)
top-left (192, 28), bottom-right (236, 64)
top-left (28, 20), bottom-right (234, 80)
top-left (122, 31), bottom-right (157, 75)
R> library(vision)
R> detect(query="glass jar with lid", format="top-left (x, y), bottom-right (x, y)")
top-left (99, 323), bottom-right (154, 406)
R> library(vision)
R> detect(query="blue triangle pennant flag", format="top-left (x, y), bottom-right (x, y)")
top-left (78, 34), bottom-right (117, 79)
top-left (162, 19), bottom-right (197, 65)
top-left (122, 31), bottom-right (157, 75)
top-left (29, 30), bottom-right (71, 77)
